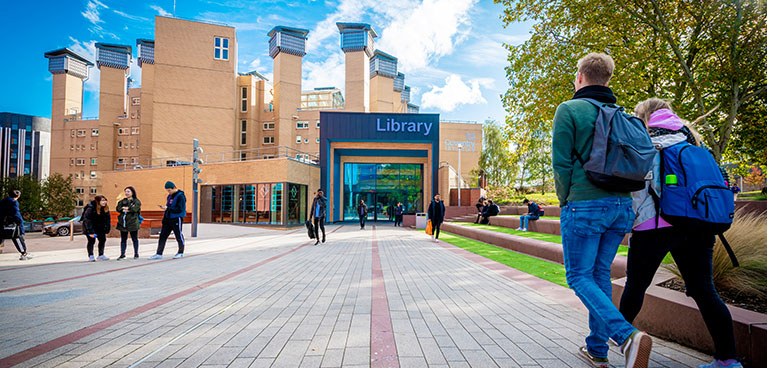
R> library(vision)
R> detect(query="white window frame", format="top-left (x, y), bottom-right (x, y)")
top-left (316, 138), bottom-right (320, 143)
top-left (118, 141), bottom-right (123, 148)
top-left (241, 87), bottom-right (248, 112)
top-left (90, 187), bottom-right (97, 195)
top-left (132, 97), bottom-right (140, 105)
top-left (131, 127), bottom-right (140, 135)
top-left (70, 158), bottom-right (75, 166)
top-left (118, 128), bottom-right (129, 135)
top-left (296, 135), bottom-right (302, 144)
top-left (75, 187), bottom-right (85, 194)
top-left (90, 171), bottom-right (97, 179)
top-left (91, 129), bottom-right (99, 136)
top-left (304, 138), bottom-right (309, 143)
top-left (71, 130), bottom-right (75, 137)
top-left (296, 121), bottom-right (309, 129)
top-left (76, 199), bottom-right (84, 207)
top-left (316, 120), bottom-right (320, 128)
top-left (263, 136), bottom-right (274, 145)
top-left (90, 158), bottom-right (97, 165)
top-left (263, 155), bottom-right (275, 159)
top-left (77, 129), bottom-right (86, 137)
top-left (240, 120), bottom-right (248, 146)
top-left (214, 37), bottom-right (229, 60)
top-left (76, 158), bottom-right (85, 166)
top-left (263, 122), bottom-right (275, 130)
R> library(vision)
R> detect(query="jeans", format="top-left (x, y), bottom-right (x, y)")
top-left (519, 215), bottom-right (538, 229)
top-left (120, 231), bottom-right (139, 257)
top-left (560, 197), bottom-right (636, 358)
top-left (620, 227), bottom-right (737, 360)
top-left (157, 217), bottom-right (184, 255)
top-left (313, 217), bottom-right (326, 241)
top-left (86, 233), bottom-right (107, 256)
top-left (359, 216), bottom-right (366, 229)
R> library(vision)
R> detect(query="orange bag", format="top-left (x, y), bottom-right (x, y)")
top-left (425, 220), bottom-right (433, 235)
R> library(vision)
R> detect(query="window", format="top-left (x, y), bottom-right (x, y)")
top-left (118, 128), bottom-right (129, 135)
top-left (76, 158), bottom-right (85, 166)
top-left (316, 120), bottom-right (320, 128)
top-left (263, 155), bottom-right (275, 159)
top-left (132, 127), bottom-right (140, 135)
top-left (90, 158), bottom-right (97, 165)
top-left (296, 135), bottom-right (302, 143)
top-left (263, 122), bottom-right (275, 130)
top-left (90, 187), bottom-right (97, 195)
top-left (316, 138), bottom-right (320, 143)
top-left (240, 152), bottom-right (247, 161)
top-left (304, 138), bottom-right (309, 143)
top-left (240, 120), bottom-right (247, 146)
top-left (91, 144), bottom-right (95, 150)
top-left (296, 121), bottom-right (309, 129)
top-left (70, 159), bottom-right (75, 166)
top-left (214, 37), bottom-right (229, 60)
top-left (70, 145), bottom-right (74, 151)
top-left (90, 171), bottom-right (97, 179)
top-left (91, 129), bottom-right (99, 136)
top-left (263, 136), bottom-right (274, 145)
top-left (130, 157), bottom-right (137, 164)
top-left (241, 87), bottom-right (248, 112)
top-left (117, 158), bottom-right (126, 164)
top-left (75, 172), bottom-right (80, 179)
top-left (130, 143), bottom-right (135, 149)
top-left (76, 199), bottom-right (84, 207)
top-left (132, 97), bottom-right (140, 105)
top-left (75, 187), bottom-right (85, 194)
top-left (77, 129), bottom-right (86, 137)
top-left (71, 130), bottom-right (75, 137)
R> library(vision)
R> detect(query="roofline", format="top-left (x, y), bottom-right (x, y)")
top-left (43, 48), bottom-right (94, 66)
top-left (136, 39), bottom-right (155, 46)
top-left (268, 26), bottom-right (310, 39)
top-left (238, 70), bottom-right (269, 80)
top-left (335, 22), bottom-right (378, 38)
top-left (372, 49), bottom-right (397, 62)
top-left (95, 43), bottom-right (132, 55)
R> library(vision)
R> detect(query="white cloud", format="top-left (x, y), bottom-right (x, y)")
top-left (302, 51), bottom-right (346, 93)
top-left (69, 37), bottom-right (100, 94)
top-left (113, 9), bottom-right (150, 22)
top-left (420, 74), bottom-right (487, 112)
top-left (129, 56), bottom-right (142, 89)
top-left (82, 0), bottom-right (107, 25)
top-left (150, 5), bottom-right (172, 17)
top-left (248, 58), bottom-right (263, 70)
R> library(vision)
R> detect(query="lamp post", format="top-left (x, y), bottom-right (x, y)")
top-left (192, 139), bottom-right (203, 237)
top-left (457, 143), bottom-right (463, 207)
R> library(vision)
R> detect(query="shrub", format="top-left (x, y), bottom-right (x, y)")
top-left (665, 209), bottom-right (767, 299)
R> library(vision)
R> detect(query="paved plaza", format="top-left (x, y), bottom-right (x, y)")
top-left (0, 224), bottom-right (710, 367)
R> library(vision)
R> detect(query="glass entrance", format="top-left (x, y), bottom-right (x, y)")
top-left (342, 163), bottom-right (423, 221)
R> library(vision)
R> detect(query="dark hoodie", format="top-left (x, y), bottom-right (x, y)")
top-left (164, 190), bottom-right (186, 219)
top-left (82, 201), bottom-right (111, 235)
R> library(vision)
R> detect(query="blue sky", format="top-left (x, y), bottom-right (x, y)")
top-left (0, 0), bottom-right (532, 123)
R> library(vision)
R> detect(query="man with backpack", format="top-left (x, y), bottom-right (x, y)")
top-left (516, 198), bottom-right (540, 232)
top-left (553, 53), bottom-right (654, 368)
top-left (479, 199), bottom-right (499, 224)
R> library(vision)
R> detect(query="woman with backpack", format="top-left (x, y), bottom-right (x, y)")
top-left (116, 186), bottom-right (141, 259)
top-left (619, 98), bottom-right (742, 368)
top-left (82, 195), bottom-right (111, 262)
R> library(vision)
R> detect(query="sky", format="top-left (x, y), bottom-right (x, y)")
top-left (0, 0), bottom-right (532, 124)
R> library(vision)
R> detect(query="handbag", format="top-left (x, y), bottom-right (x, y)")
top-left (425, 220), bottom-right (433, 235)
top-left (2, 224), bottom-right (20, 240)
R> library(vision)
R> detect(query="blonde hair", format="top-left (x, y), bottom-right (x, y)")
top-left (577, 53), bottom-right (615, 85)
top-left (634, 98), bottom-right (671, 123)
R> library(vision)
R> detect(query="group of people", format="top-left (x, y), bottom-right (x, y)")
top-left (473, 197), bottom-right (500, 224)
top-left (554, 53), bottom-right (741, 368)
top-left (0, 181), bottom-right (188, 262)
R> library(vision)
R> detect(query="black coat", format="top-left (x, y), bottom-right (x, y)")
top-left (394, 205), bottom-right (404, 216)
top-left (0, 198), bottom-right (25, 235)
top-left (427, 200), bottom-right (445, 224)
top-left (82, 201), bottom-right (111, 235)
top-left (310, 196), bottom-right (327, 219)
top-left (357, 203), bottom-right (368, 217)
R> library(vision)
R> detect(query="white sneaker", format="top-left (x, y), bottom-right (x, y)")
top-left (97, 255), bottom-right (109, 261)
top-left (148, 254), bottom-right (163, 260)
top-left (515, 227), bottom-right (522, 231)
top-left (19, 253), bottom-right (33, 261)
top-left (522, 228), bottom-right (528, 232)
top-left (622, 331), bottom-right (652, 368)
top-left (88, 255), bottom-right (95, 262)
top-left (173, 253), bottom-right (184, 259)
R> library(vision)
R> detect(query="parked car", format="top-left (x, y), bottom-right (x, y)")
top-left (43, 216), bottom-right (83, 237)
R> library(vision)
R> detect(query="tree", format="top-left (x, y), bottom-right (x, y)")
top-left (42, 173), bottom-right (78, 219)
top-left (743, 166), bottom-right (766, 187)
top-left (479, 120), bottom-right (515, 187)
top-left (727, 90), bottom-right (767, 167)
top-left (516, 129), bottom-right (554, 194)
top-left (0, 176), bottom-right (45, 219)
top-left (495, 0), bottom-right (767, 162)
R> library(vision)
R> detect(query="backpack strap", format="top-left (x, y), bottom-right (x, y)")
top-left (718, 234), bottom-right (740, 267)
top-left (648, 186), bottom-right (661, 229)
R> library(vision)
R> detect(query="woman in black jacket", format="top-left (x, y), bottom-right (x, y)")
top-left (82, 195), bottom-right (111, 261)
top-left (394, 202), bottom-right (404, 227)
top-left (116, 187), bottom-right (142, 259)
top-left (427, 194), bottom-right (445, 242)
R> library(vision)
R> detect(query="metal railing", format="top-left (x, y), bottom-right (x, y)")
top-left (440, 119), bottom-right (480, 125)
top-left (63, 114), bottom-right (99, 122)
top-left (113, 146), bottom-right (319, 171)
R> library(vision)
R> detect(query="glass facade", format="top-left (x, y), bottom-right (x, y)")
top-left (201, 182), bottom-right (306, 225)
top-left (343, 163), bottom-right (423, 221)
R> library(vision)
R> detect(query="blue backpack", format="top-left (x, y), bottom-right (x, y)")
top-left (575, 99), bottom-right (656, 192)
top-left (655, 142), bottom-right (738, 265)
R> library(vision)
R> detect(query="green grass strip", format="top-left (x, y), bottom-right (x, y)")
top-left (499, 215), bottom-right (560, 220)
top-left (437, 231), bottom-right (569, 288)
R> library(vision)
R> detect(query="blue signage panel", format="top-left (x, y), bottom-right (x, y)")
top-left (320, 111), bottom-right (440, 221)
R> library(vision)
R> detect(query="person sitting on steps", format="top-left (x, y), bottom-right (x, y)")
top-left (516, 198), bottom-right (540, 232)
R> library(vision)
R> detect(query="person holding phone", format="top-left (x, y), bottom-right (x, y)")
top-left (150, 181), bottom-right (186, 260)
top-left (82, 195), bottom-right (111, 261)
top-left (116, 186), bottom-right (141, 259)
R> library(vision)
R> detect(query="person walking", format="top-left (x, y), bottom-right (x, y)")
top-left (427, 194), bottom-right (445, 242)
top-left (150, 181), bottom-right (186, 260)
top-left (309, 189), bottom-right (327, 245)
top-left (357, 199), bottom-right (368, 230)
top-left (730, 184), bottom-right (740, 201)
top-left (116, 186), bottom-right (141, 260)
top-left (517, 198), bottom-right (540, 231)
top-left (394, 202), bottom-right (404, 227)
top-left (0, 190), bottom-right (32, 261)
top-left (82, 195), bottom-right (111, 262)
top-left (552, 53), bottom-right (652, 368)
top-left (619, 99), bottom-right (743, 368)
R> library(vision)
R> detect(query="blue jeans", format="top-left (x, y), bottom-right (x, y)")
top-left (519, 215), bottom-right (538, 229)
top-left (560, 197), bottom-right (636, 358)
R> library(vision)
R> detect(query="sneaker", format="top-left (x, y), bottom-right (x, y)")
top-left (515, 227), bottom-right (523, 231)
top-left (89, 255), bottom-right (96, 262)
top-left (621, 330), bottom-right (652, 368)
top-left (522, 228), bottom-right (528, 232)
top-left (173, 253), bottom-right (184, 259)
top-left (117, 255), bottom-right (126, 260)
top-left (134, 255), bottom-right (139, 259)
top-left (97, 255), bottom-right (109, 261)
top-left (19, 253), bottom-right (33, 261)
top-left (578, 346), bottom-right (609, 368)
top-left (314, 240), bottom-right (320, 246)
top-left (148, 254), bottom-right (163, 260)
top-left (699, 360), bottom-right (743, 368)
top-left (322, 237), bottom-right (326, 243)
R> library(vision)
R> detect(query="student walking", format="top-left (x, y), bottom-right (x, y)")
top-left (552, 53), bottom-right (652, 368)
top-left (116, 186), bottom-right (141, 259)
top-left (357, 200), bottom-right (368, 229)
top-left (82, 195), bottom-right (111, 261)
top-left (309, 189), bottom-right (327, 245)
top-left (427, 194), bottom-right (445, 242)
top-left (150, 181), bottom-right (186, 260)
top-left (619, 99), bottom-right (742, 368)
top-left (517, 198), bottom-right (540, 231)
top-left (0, 190), bottom-right (32, 260)
top-left (394, 202), bottom-right (404, 227)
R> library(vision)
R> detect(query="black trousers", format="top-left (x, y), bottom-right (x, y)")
top-left (120, 231), bottom-right (139, 256)
top-left (86, 233), bottom-right (107, 256)
top-left (433, 221), bottom-right (442, 239)
top-left (359, 216), bottom-right (366, 229)
top-left (157, 218), bottom-right (184, 255)
top-left (313, 217), bottom-right (325, 241)
top-left (8, 234), bottom-right (27, 254)
top-left (619, 227), bottom-right (737, 360)
top-left (394, 215), bottom-right (402, 226)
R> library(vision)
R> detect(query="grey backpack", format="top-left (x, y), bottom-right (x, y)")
top-left (573, 98), bottom-right (655, 192)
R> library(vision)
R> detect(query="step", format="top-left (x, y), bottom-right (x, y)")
top-left (456, 215), bottom-right (630, 245)
top-left (441, 222), bottom-right (628, 279)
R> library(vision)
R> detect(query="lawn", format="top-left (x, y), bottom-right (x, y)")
top-left (499, 215), bottom-right (560, 220)
top-left (436, 231), bottom-right (569, 288)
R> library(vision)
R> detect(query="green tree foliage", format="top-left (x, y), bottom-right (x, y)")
top-left (516, 129), bottom-right (554, 193)
top-left (0, 176), bottom-right (45, 219)
top-left (42, 173), bottom-right (78, 219)
top-left (479, 121), bottom-right (515, 187)
top-left (727, 90), bottom-right (767, 166)
top-left (495, 0), bottom-right (767, 162)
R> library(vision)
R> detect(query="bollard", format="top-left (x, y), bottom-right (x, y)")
top-left (69, 220), bottom-right (74, 242)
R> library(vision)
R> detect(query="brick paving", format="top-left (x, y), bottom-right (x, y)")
top-left (0, 224), bottom-right (711, 367)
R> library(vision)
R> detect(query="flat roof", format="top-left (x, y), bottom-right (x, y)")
top-left (267, 26), bottom-right (310, 39)
top-left (336, 22), bottom-right (378, 38)
top-left (373, 49), bottom-right (397, 62)
top-left (239, 70), bottom-right (269, 80)
top-left (43, 48), bottom-right (94, 65)
top-left (95, 43), bottom-right (132, 55)
top-left (136, 39), bottom-right (155, 47)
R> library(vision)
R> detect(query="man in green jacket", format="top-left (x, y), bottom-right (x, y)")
top-left (552, 52), bottom-right (651, 368)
